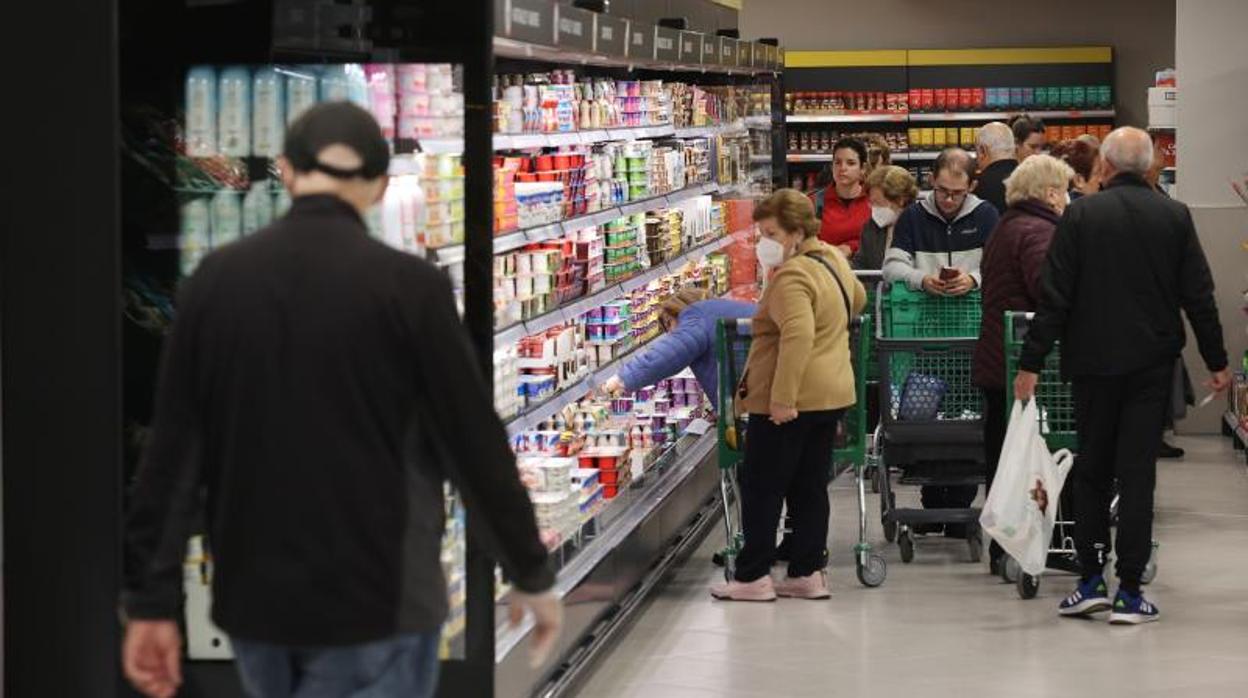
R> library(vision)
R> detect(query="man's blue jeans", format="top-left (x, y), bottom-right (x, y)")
top-left (231, 632), bottom-right (440, 698)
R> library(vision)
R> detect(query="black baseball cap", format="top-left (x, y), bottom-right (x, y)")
top-left (283, 101), bottom-right (390, 179)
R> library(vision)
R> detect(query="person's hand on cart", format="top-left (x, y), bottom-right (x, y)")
top-left (1206, 367), bottom-right (1232, 395)
top-left (921, 275), bottom-right (948, 295)
top-left (942, 271), bottom-right (976, 296)
top-left (1030, 478), bottom-right (1050, 515)
top-left (770, 402), bottom-right (798, 425)
top-left (1014, 369), bottom-right (1039, 402)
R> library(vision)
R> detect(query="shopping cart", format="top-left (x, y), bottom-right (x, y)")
top-left (715, 315), bottom-right (887, 588)
top-left (1001, 311), bottom-right (1158, 598)
top-left (874, 282), bottom-right (986, 564)
top-left (855, 271), bottom-right (883, 493)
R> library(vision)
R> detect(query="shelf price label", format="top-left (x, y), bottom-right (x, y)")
top-left (595, 15), bottom-right (627, 57)
top-left (679, 31), bottom-right (703, 65)
top-left (506, 0), bottom-right (555, 46)
top-left (554, 5), bottom-right (593, 52)
top-left (626, 20), bottom-right (655, 61)
top-left (654, 26), bottom-right (679, 62)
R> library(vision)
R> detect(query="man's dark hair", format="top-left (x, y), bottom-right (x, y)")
top-left (1011, 114), bottom-right (1047, 145)
top-left (933, 148), bottom-right (974, 181)
top-left (831, 137), bottom-right (868, 166)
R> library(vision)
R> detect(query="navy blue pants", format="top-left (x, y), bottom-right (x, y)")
top-left (232, 632), bottom-right (440, 698)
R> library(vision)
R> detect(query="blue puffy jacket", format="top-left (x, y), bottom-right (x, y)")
top-left (618, 299), bottom-right (756, 409)
top-left (882, 191), bottom-right (1000, 291)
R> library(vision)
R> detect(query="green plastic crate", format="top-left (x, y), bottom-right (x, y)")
top-left (881, 284), bottom-right (982, 339)
top-left (1004, 312), bottom-right (1077, 451)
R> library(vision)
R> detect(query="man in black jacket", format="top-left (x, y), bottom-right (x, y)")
top-left (972, 121), bottom-right (1017, 215)
top-left (1016, 127), bottom-right (1229, 625)
top-left (121, 103), bottom-right (561, 698)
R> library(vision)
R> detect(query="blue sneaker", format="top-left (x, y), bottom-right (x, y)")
top-left (1109, 589), bottom-right (1160, 625)
top-left (1059, 576), bottom-right (1111, 616)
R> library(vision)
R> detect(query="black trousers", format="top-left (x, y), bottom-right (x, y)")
top-left (1072, 362), bottom-right (1170, 591)
top-left (736, 410), bottom-right (842, 582)
top-left (982, 387), bottom-right (1009, 561)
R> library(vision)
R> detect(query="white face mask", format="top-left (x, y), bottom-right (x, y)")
top-left (1064, 191), bottom-right (1072, 205)
top-left (871, 205), bottom-right (898, 228)
top-left (756, 236), bottom-right (788, 268)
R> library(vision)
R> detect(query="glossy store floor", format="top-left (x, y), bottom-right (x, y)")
top-left (576, 435), bottom-right (1248, 698)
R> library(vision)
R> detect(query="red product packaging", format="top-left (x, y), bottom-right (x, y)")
top-left (933, 88), bottom-right (947, 111)
top-left (1154, 131), bottom-right (1176, 167)
top-left (920, 89), bottom-right (935, 111)
top-left (909, 88), bottom-right (923, 112)
top-left (973, 88), bottom-right (986, 109)
top-left (959, 88), bottom-right (974, 110)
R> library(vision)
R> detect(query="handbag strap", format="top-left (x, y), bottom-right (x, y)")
top-left (803, 252), bottom-right (853, 329)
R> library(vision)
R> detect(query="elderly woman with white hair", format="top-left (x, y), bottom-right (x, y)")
top-left (971, 153), bottom-right (1074, 575)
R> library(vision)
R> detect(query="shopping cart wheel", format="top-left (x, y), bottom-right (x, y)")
top-left (1002, 555), bottom-right (1021, 584)
top-left (857, 554), bottom-right (888, 588)
top-left (898, 530), bottom-right (915, 563)
top-left (882, 493), bottom-right (897, 542)
top-left (1018, 572), bottom-right (1040, 599)
top-left (869, 466), bottom-right (881, 494)
top-left (966, 526), bottom-right (984, 563)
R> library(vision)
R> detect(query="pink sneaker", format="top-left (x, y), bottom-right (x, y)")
top-left (774, 571), bottom-right (830, 599)
top-left (710, 575), bottom-right (777, 602)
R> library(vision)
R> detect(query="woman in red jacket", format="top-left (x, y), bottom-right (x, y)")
top-left (816, 137), bottom-right (871, 256)
top-left (972, 153), bottom-right (1074, 575)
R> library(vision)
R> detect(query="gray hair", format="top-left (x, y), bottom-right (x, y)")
top-left (1101, 127), bottom-right (1153, 176)
top-left (1005, 154), bottom-right (1074, 206)
top-left (976, 122), bottom-right (1015, 159)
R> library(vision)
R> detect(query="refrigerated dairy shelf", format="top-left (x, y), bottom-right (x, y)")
top-left (492, 36), bottom-right (779, 77)
top-left (493, 121), bottom-right (748, 151)
top-left (426, 181), bottom-right (726, 268)
top-left (494, 427), bottom-right (717, 663)
top-left (787, 151), bottom-right (939, 162)
top-left (495, 230), bottom-right (739, 348)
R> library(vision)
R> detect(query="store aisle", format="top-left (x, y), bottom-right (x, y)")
top-left (577, 436), bottom-right (1248, 698)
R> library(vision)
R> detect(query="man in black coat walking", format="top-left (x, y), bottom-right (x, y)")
top-left (1016, 127), bottom-right (1230, 625)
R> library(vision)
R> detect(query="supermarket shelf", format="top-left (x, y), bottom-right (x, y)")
top-left (787, 113), bottom-right (908, 124)
top-left (908, 109), bottom-right (1115, 122)
top-left (786, 151), bottom-right (941, 163)
top-left (496, 233), bottom-right (740, 409)
top-left (494, 428), bottom-right (717, 663)
top-left (417, 137), bottom-right (465, 155)
top-left (743, 115), bottom-right (773, 129)
top-left (493, 124), bottom-right (701, 151)
top-left (493, 36), bottom-right (778, 77)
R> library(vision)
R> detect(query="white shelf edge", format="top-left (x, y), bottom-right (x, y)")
top-left (787, 113), bottom-right (908, 124)
top-left (907, 109), bottom-right (1115, 122)
top-left (494, 429), bottom-right (716, 662)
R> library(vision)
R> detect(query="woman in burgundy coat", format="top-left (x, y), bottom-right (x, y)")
top-left (972, 154), bottom-right (1075, 574)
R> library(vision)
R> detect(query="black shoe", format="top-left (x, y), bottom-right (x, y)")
top-left (712, 552), bottom-right (726, 567)
top-left (1158, 441), bottom-right (1184, 459)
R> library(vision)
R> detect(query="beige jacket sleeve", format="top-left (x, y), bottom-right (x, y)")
top-left (768, 265), bottom-right (816, 408)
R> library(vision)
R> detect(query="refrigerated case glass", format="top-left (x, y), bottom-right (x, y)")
top-left (121, 60), bottom-right (471, 672)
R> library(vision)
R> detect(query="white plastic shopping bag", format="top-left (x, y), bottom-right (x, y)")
top-left (979, 400), bottom-right (1074, 576)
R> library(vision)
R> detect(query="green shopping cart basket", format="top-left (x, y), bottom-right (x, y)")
top-left (1003, 311), bottom-right (1077, 451)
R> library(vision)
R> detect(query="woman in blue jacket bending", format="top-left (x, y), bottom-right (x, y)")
top-left (603, 288), bottom-right (755, 409)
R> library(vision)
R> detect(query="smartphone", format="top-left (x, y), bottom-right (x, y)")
top-left (939, 266), bottom-right (960, 281)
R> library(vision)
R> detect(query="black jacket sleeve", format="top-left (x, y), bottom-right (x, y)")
top-left (1019, 207), bottom-right (1081, 373)
top-left (403, 265), bottom-right (554, 594)
top-left (1177, 207), bottom-right (1228, 372)
top-left (122, 272), bottom-right (208, 620)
